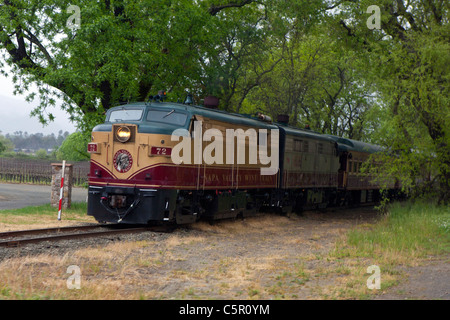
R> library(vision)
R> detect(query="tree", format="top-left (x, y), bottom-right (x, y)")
top-left (245, 25), bottom-right (381, 141)
top-left (0, 133), bottom-right (13, 153)
top-left (333, 0), bottom-right (449, 201)
top-left (35, 148), bottom-right (48, 159)
top-left (56, 131), bottom-right (89, 161)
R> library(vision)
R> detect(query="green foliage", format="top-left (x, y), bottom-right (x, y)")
top-left (35, 148), bottom-right (48, 159)
top-left (0, 202), bottom-right (89, 223)
top-left (56, 132), bottom-right (89, 161)
top-left (0, 134), bottom-right (13, 154)
top-left (335, 0), bottom-right (450, 201)
top-left (342, 200), bottom-right (449, 258)
top-left (245, 27), bottom-right (382, 140)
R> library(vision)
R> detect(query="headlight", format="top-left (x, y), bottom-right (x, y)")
top-left (116, 126), bottom-right (131, 143)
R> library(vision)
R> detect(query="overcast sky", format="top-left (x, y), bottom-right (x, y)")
top-left (0, 72), bottom-right (77, 136)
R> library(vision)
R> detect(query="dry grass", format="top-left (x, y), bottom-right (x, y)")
top-left (0, 214), bottom-right (313, 300)
top-left (0, 201), bottom-right (447, 300)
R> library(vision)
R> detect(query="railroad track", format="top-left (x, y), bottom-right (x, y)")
top-left (0, 224), bottom-right (173, 248)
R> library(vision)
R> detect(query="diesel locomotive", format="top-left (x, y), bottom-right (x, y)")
top-left (87, 97), bottom-right (392, 224)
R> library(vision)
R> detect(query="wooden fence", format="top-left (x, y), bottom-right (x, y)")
top-left (0, 158), bottom-right (90, 186)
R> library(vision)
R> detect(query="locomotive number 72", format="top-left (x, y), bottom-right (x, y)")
top-left (150, 146), bottom-right (172, 156)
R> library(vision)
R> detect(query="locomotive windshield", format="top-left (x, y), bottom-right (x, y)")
top-left (147, 109), bottom-right (188, 126)
top-left (108, 108), bottom-right (144, 122)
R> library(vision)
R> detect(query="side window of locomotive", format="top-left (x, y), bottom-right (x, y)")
top-left (303, 140), bottom-right (309, 153)
top-left (293, 139), bottom-right (302, 152)
top-left (188, 117), bottom-right (195, 137)
top-left (317, 143), bottom-right (323, 154)
top-left (108, 108), bottom-right (144, 122)
top-left (146, 110), bottom-right (188, 126)
top-left (188, 116), bottom-right (201, 138)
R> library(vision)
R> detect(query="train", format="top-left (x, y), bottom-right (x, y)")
top-left (87, 96), bottom-right (395, 224)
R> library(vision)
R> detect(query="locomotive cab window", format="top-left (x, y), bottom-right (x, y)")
top-left (108, 108), bottom-right (144, 122)
top-left (147, 110), bottom-right (188, 126)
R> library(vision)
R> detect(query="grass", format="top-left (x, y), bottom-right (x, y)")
top-left (335, 200), bottom-right (449, 261)
top-left (0, 199), bottom-right (448, 300)
top-left (0, 201), bottom-right (87, 216)
top-left (0, 202), bottom-right (94, 226)
top-left (327, 200), bottom-right (450, 299)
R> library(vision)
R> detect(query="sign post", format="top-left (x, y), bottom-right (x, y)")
top-left (58, 160), bottom-right (66, 221)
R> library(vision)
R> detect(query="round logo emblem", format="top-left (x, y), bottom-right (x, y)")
top-left (113, 149), bottom-right (133, 173)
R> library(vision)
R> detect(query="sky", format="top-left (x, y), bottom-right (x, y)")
top-left (0, 72), bottom-right (77, 136)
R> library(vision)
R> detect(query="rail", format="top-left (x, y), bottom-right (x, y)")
top-left (0, 224), bottom-right (174, 247)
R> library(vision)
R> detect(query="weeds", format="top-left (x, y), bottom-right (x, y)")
top-left (337, 200), bottom-right (449, 262)
top-left (327, 200), bottom-right (449, 299)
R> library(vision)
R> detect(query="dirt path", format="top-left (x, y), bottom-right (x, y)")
top-left (374, 256), bottom-right (449, 300)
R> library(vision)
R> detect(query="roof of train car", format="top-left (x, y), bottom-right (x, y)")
top-left (94, 101), bottom-right (278, 134)
top-left (276, 124), bottom-right (335, 143)
top-left (183, 103), bottom-right (279, 129)
top-left (274, 125), bottom-right (383, 154)
top-left (324, 134), bottom-right (383, 154)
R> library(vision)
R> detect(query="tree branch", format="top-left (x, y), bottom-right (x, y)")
top-left (339, 20), bottom-right (370, 47)
top-left (236, 56), bottom-right (282, 112)
top-left (22, 29), bottom-right (54, 65)
top-left (395, 0), bottom-right (420, 32)
top-left (209, 0), bottom-right (256, 16)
